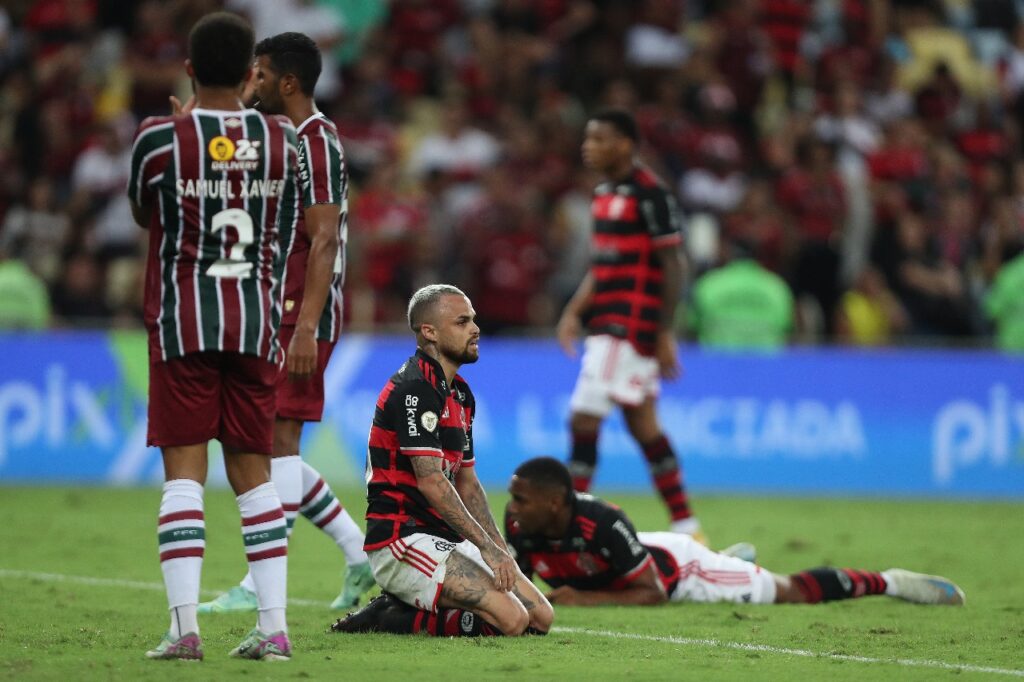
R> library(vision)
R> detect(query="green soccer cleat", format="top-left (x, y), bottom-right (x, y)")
top-left (330, 562), bottom-right (377, 610)
top-left (229, 628), bottom-right (292, 661)
top-left (884, 569), bottom-right (966, 606)
top-left (197, 585), bottom-right (257, 614)
top-left (719, 542), bottom-right (757, 563)
top-left (145, 631), bottom-right (203, 661)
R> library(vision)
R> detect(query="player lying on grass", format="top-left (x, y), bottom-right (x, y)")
top-left (330, 285), bottom-right (553, 638)
top-left (502, 457), bottom-right (964, 607)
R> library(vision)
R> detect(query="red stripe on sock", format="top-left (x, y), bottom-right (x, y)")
top-left (242, 508), bottom-right (285, 526)
top-left (793, 572), bottom-right (823, 603)
top-left (246, 546), bottom-right (288, 562)
top-left (160, 547), bottom-right (204, 562)
top-left (315, 504), bottom-right (342, 529)
top-left (412, 610), bottom-right (425, 634)
top-left (300, 479), bottom-right (325, 506)
top-left (159, 510), bottom-right (204, 524)
top-left (282, 503), bottom-right (300, 513)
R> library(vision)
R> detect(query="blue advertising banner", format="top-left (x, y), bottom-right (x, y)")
top-left (1, 331), bottom-right (1023, 498)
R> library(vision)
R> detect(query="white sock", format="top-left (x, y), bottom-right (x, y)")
top-left (237, 482), bottom-right (288, 634)
top-left (238, 455), bottom-right (304, 594)
top-left (158, 479), bottom-right (204, 637)
top-left (299, 461), bottom-right (368, 565)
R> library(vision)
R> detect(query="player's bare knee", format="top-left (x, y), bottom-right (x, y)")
top-left (570, 412), bottom-right (601, 436)
top-left (530, 600), bottom-right (554, 633)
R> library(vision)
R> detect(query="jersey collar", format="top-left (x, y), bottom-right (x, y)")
top-left (414, 348), bottom-right (449, 395)
top-left (296, 111), bottom-right (326, 135)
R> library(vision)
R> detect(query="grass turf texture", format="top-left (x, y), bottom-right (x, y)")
top-left (1, 486), bottom-right (1022, 681)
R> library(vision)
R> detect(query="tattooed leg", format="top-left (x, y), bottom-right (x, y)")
top-left (438, 550), bottom-right (530, 635)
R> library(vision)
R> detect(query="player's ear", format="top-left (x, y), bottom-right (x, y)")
top-left (184, 59), bottom-right (195, 79)
top-left (420, 322), bottom-right (437, 343)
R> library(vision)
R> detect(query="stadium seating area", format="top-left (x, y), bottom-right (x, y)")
top-left (1, 0), bottom-right (1023, 344)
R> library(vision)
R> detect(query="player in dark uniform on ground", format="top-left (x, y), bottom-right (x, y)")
top-left (556, 109), bottom-right (703, 541)
top-left (505, 457), bottom-right (964, 607)
top-left (330, 285), bottom-right (553, 637)
top-left (198, 31), bottom-right (374, 616)
top-left (129, 12), bottom-right (298, 661)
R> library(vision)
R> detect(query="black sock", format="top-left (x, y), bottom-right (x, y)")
top-left (569, 431), bottom-right (598, 491)
top-left (791, 567), bottom-right (888, 603)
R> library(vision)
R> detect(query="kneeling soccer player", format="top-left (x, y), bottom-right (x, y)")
top-left (505, 457), bottom-right (965, 607)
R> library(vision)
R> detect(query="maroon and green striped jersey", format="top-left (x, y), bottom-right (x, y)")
top-left (129, 108), bottom-right (300, 362)
top-left (280, 112), bottom-right (348, 342)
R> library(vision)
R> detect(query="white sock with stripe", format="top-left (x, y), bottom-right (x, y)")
top-left (158, 479), bottom-right (205, 638)
top-left (238, 456), bottom-right (302, 595)
top-left (299, 461), bottom-right (369, 566)
top-left (237, 482), bottom-right (288, 634)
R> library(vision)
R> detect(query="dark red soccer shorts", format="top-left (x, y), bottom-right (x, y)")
top-left (275, 325), bottom-right (336, 422)
top-left (148, 351), bottom-right (277, 454)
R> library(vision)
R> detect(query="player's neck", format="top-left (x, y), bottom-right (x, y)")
top-left (285, 98), bottom-right (319, 128)
top-left (604, 158), bottom-right (634, 183)
top-left (547, 506), bottom-right (573, 539)
top-left (194, 85), bottom-right (246, 111)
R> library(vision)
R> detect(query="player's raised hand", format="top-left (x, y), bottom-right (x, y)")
top-left (556, 313), bottom-right (582, 359)
top-left (655, 330), bottom-right (682, 380)
top-left (482, 544), bottom-right (518, 592)
top-left (287, 327), bottom-right (318, 380)
top-left (169, 94), bottom-right (196, 116)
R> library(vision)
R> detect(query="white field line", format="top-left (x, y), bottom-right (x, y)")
top-left (2, 568), bottom-right (1022, 678)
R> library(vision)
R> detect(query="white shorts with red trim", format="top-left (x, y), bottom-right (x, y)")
top-left (569, 334), bottom-right (660, 417)
top-left (637, 531), bottom-right (777, 604)
top-left (367, 534), bottom-right (490, 613)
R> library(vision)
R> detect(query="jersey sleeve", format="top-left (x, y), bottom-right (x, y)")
top-left (641, 186), bottom-right (685, 248)
top-left (388, 379), bottom-right (445, 458)
top-left (596, 507), bottom-right (654, 583)
top-left (128, 117), bottom-right (174, 208)
top-left (298, 125), bottom-right (345, 208)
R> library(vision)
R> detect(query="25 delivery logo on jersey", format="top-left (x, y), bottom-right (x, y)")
top-left (208, 134), bottom-right (260, 171)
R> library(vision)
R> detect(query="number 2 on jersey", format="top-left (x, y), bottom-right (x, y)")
top-left (206, 208), bottom-right (254, 279)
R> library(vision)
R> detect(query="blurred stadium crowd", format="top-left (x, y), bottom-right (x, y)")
top-left (0, 0), bottom-right (1023, 347)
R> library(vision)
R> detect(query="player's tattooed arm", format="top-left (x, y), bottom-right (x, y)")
top-left (411, 456), bottom-right (518, 591)
top-left (455, 466), bottom-right (508, 552)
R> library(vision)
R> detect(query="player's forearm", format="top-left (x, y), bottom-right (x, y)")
top-left (657, 249), bottom-right (683, 331)
top-left (295, 228), bottom-right (339, 332)
top-left (418, 471), bottom-right (498, 551)
top-left (456, 475), bottom-right (506, 550)
top-left (563, 272), bottom-right (595, 319)
top-left (570, 587), bottom-right (667, 606)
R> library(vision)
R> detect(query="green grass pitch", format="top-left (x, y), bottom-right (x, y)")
top-left (1, 485), bottom-right (1022, 680)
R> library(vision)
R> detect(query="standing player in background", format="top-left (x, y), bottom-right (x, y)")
top-left (556, 110), bottom-right (703, 541)
top-left (198, 31), bottom-right (375, 616)
top-left (129, 13), bottom-right (297, 661)
top-left (507, 458), bottom-right (965, 608)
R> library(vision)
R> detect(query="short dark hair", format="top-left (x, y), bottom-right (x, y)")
top-left (407, 284), bottom-right (467, 333)
top-left (590, 109), bottom-right (639, 143)
top-left (188, 12), bottom-right (255, 88)
top-left (254, 32), bottom-right (322, 97)
top-left (513, 457), bottom-right (573, 505)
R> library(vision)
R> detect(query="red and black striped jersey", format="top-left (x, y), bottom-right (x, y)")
top-left (586, 164), bottom-right (683, 356)
top-left (505, 493), bottom-right (679, 594)
top-left (364, 350), bottom-right (476, 551)
top-left (280, 112), bottom-right (348, 342)
top-left (129, 108), bottom-right (300, 362)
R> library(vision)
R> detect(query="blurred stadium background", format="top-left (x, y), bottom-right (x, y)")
top-left (0, 0), bottom-right (1021, 497)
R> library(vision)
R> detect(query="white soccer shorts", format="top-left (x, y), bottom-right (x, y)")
top-left (367, 534), bottom-right (491, 613)
top-left (637, 531), bottom-right (777, 604)
top-left (569, 334), bottom-right (661, 417)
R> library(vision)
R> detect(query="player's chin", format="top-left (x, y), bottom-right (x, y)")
top-left (461, 345), bottom-right (480, 363)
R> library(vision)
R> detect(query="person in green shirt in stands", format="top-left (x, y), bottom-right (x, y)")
top-left (687, 241), bottom-right (794, 350)
top-left (985, 249), bottom-right (1024, 352)
top-left (0, 248), bottom-right (50, 330)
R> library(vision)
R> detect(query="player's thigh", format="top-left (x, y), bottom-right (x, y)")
top-left (147, 352), bottom-right (221, 449)
top-left (568, 335), bottom-right (617, 419)
top-left (638, 531), bottom-right (776, 604)
top-left (220, 352), bottom-right (277, 455)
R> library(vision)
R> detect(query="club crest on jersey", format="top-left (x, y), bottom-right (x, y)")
top-left (208, 135), bottom-right (261, 171)
top-left (421, 411), bottom-right (438, 432)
